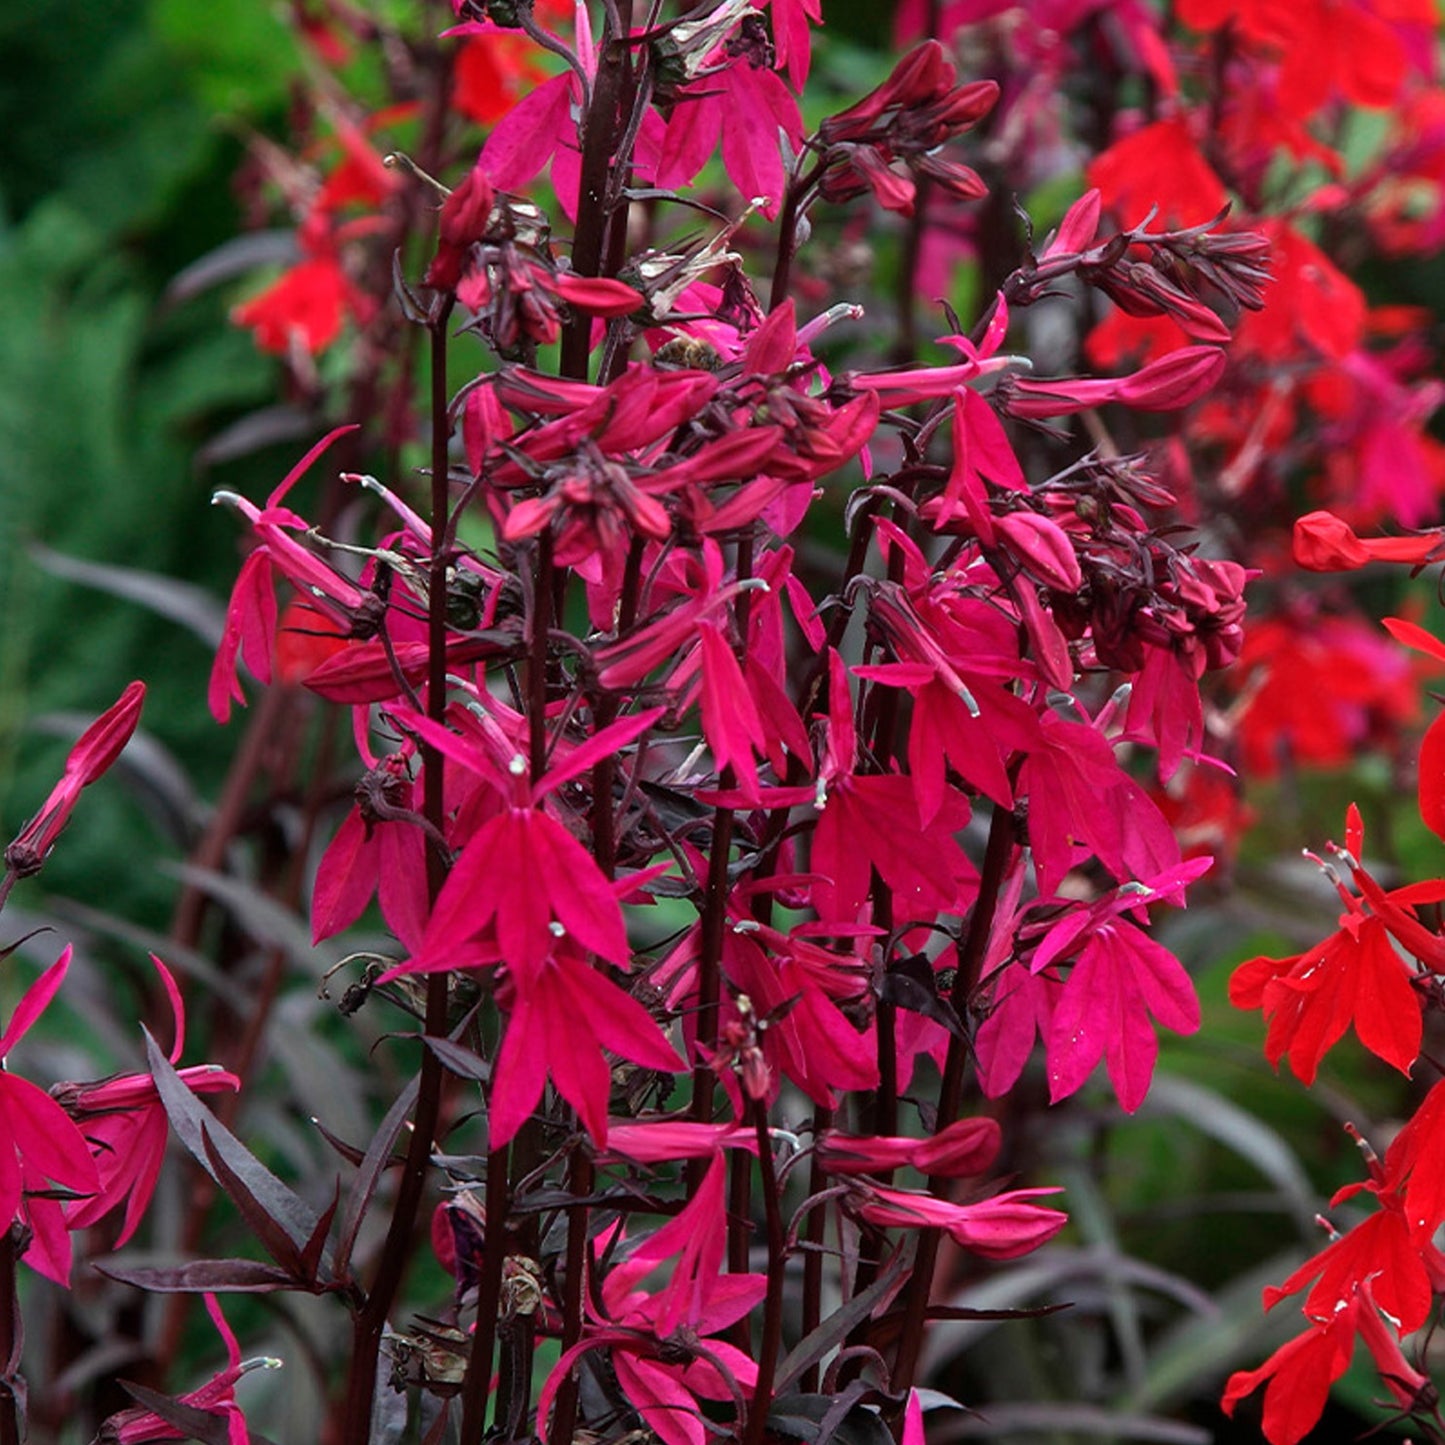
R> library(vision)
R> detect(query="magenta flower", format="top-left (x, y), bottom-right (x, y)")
top-left (63, 956), bottom-right (238, 1245)
top-left (310, 751), bottom-right (429, 951)
top-left (538, 1158), bottom-right (764, 1445)
top-left (817, 1116), bottom-right (1002, 1178)
top-left (1005, 344), bottom-right (1226, 417)
top-left (374, 703), bottom-right (683, 1146)
top-left (1018, 710), bottom-right (1180, 895)
top-left (0, 947), bottom-right (99, 1276)
top-left (486, 943), bottom-right (686, 1147)
top-left (209, 426), bottom-right (366, 722)
top-left (98, 1294), bottom-right (277, 1444)
top-left (4, 681), bottom-right (145, 879)
top-left (854, 1183), bottom-right (1068, 1260)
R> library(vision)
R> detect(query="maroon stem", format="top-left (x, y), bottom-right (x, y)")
top-left (769, 157), bottom-right (825, 313)
top-left (340, 298), bottom-right (456, 1444)
top-left (458, 1137), bottom-right (512, 1443)
top-left (0, 1229), bottom-right (19, 1445)
top-left (547, 1150), bottom-right (594, 1445)
top-left (798, 1103), bottom-right (833, 1394)
top-left (886, 797), bottom-right (1017, 1409)
top-left (560, 0), bottom-right (632, 379)
top-left (742, 1097), bottom-right (785, 1445)
top-left (687, 804), bottom-right (734, 1149)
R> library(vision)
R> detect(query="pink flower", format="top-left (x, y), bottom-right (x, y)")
top-left (310, 753), bottom-right (430, 951)
top-left (62, 956), bottom-right (238, 1246)
top-left (855, 1183), bottom-right (1068, 1260)
top-left (538, 1158), bottom-right (764, 1445)
top-left (4, 681), bottom-right (145, 879)
top-left (209, 426), bottom-right (366, 722)
top-left (0, 948), bottom-right (99, 1277)
top-left (1005, 345), bottom-right (1226, 417)
top-left (1044, 915), bottom-right (1202, 1113)
top-left (817, 1117), bottom-right (1002, 1178)
top-left (98, 1294), bottom-right (277, 1444)
top-left (486, 944), bottom-right (685, 1147)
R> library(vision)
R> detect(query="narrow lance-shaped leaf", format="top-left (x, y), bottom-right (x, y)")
top-left (144, 1030), bottom-right (322, 1253)
top-left (335, 1072), bottom-right (421, 1282)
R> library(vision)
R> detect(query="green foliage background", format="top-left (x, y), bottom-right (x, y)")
top-left (0, 0), bottom-right (298, 911)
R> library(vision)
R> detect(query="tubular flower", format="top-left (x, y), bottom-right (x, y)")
top-left (853, 1183), bottom-right (1068, 1260)
top-left (60, 956), bottom-right (239, 1246)
top-left (96, 1294), bottom-right (278, 1444)
top-left (4, 681), bottom-right (145, 879)
top-left (1293, 509), bottom-right (1445, 571)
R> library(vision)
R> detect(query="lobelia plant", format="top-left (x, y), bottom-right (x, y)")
top-left (0, 3), bottom-right (1278, 1443)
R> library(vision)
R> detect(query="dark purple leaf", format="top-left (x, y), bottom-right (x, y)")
top-left (165, 231), bottom-right (301, 303)
top-left (194, 405), bottom-right (317, 470)
top-left (773, 1250), bottom-right (906, 1395)
top-left (302, 1180), bottom-right (341, 1283)
top-left (767, 1389), bottom-right (893, 1445)
top-left (96, 1258), bottom-right (298, 1292)
top-left (28, 543), bottom-right (226, 648)
top-left (336, 1073), bottom-right (420, 1282)
top-left (422, 1036), bottom-right (491, 1081)
top-left (115, 1383), bottom-right (231, 1445)
top-left (145, 1030), bottom-right (321, 1255)
top-left (311, 1118), bottom-right (368, 1167)
top-left (879, 953), bottom-right (967, 1041)
top-left (200, 1128), bottom-right (310, 1283)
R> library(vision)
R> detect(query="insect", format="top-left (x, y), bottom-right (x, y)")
top-left (653, 335), bottom-right (725, 372)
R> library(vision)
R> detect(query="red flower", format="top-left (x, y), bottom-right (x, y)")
top-left (454, 34), bottom-right (550, 125)
top-left (1229, 806), bottom-right (1441, 1085)
top-left (1293, 509), bottom-right (1445, 571)
top-left (232, 253), bottom-right (362, 356)
top-left (1234, 611), bottom-right (1418, 777)
top-left (1221, 1299), bottom-right (1357, 1445)
top-left (1223, 1278), bottom-right (1431, 1445)
top-left (1235, 222), bottom-right (1365, 364)
top-left (1087, 117), bottom-right (1228, 226)
top-left (1377, 1077), bottom-right (1445, 1244)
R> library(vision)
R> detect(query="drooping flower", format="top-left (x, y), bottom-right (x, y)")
top-left (853, 1183), bottom-right (1068, 1260)
top-left (61, 956), bottom-right (239, 1246)
top-left (817, 1117), bottom-right (1001, 1178)
top-left (96, 1294), bottom-right (278, 1444)
top-left (1223, 1278), bottom-right (1432, 1445)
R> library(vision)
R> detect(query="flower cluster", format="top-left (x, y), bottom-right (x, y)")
top-left (1224, 515), bottom-right (1445, 1443)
